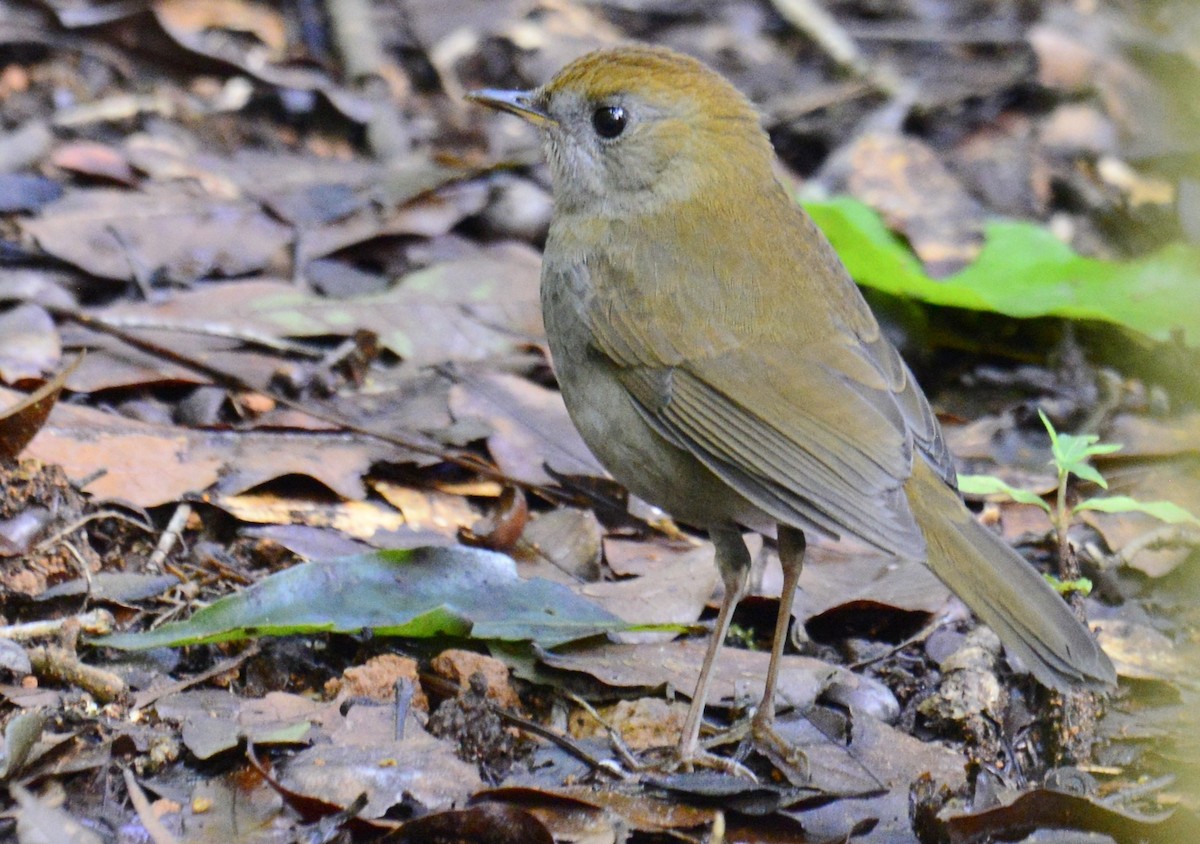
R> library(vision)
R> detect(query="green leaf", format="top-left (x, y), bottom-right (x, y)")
top-left (803, 196), bottom-right (1200, 348)
top-left (1075, 495), bottom-right (1200, 526)
top-left (1038, 409), bottom-right (1119, 488)
top-left (1039, 409), bottom-right (1061, 448)
top-left (92, 547), bottom-right (628, 651)
top-left (1043, 573), bottom-right (1093, 596)
top-left (1065, 460), bottom-right (1109, 489)
top-left (956, 474), bottom-right (1052, 512)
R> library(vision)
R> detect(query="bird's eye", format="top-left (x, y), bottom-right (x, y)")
top-left (591, 106), bottom-right (627, 139)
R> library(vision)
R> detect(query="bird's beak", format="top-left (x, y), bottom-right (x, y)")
top-left (466, 88), bottom-right (555, 127)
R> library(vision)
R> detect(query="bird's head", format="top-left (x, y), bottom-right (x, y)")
top-left (469, 46), bottom-right (775, 217)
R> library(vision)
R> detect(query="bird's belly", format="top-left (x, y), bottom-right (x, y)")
top-left (543, 278), bottom-right (766, 531)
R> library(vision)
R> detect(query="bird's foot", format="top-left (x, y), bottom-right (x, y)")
top-left (672, 734), bottom-right (753, 782)
top-left (749, 710), bottom-right (809, 783)
top-left (672, 743), bottom-right (757, 781)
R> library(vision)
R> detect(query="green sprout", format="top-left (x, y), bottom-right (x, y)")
top-left (957, 409), bottom-right (1200, 591)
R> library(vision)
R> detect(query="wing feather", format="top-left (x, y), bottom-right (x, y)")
top-left (559, 196), bottom-right (954, 556)
top-left (657, 363), bottom-right (922, 556)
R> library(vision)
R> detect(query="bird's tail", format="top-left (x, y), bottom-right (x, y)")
top-left (905, 458), bottom-right (1116, 691)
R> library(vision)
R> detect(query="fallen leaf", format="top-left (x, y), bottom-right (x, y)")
top-left (845, 132), bottom-right (986, 277)
top-left (942, 787), bottom-right (1200, 844)
top-left (540, 640), bottom-right (837, 712)
top-left (578, 543), bottom-right (718, 641)
top-left (0, 304), bottom-right (59, 383)
top-left (392, 804), bottom-right (552, 844)
top-left (0, 358), bottom-right (79, 461)
top-left (93, 243), bottom-right (542, 365)
top-left (94, 547), bottom-right (629, 650)
top-left (1093, 618), bottom-right (1189, 682)
top-left (154, 0), bottom-right (288, 55)
top-left (155, 690), bottom-right (323, 759)
top-left (17, 396), bottom-right (399, 507)
top-left (449, 371), bottom-right (604, 485)
top-left (22, 186), bottom-right (291, 283)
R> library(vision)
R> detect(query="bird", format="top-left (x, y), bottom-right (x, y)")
top-left (467, 44), bottom-right (1115, 772)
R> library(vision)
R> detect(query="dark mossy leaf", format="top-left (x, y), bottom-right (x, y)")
top-left (94, 547), bottom-right (626, 650)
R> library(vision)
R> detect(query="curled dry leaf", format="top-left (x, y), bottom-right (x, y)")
top-left (0, 357), bottom-right (80, 461)
top-left (460, 485), bottom-right (529, 551)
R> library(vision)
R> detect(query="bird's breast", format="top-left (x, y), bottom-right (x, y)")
top-left (539, 257), bottom-right (767, 530)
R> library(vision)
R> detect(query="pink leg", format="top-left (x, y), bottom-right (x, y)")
top-left (750, 525), bottom-right (808, 774)
top-left (677, 526), bottom-right (750, 767)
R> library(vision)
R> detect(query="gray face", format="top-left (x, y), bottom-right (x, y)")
top-left (537, 87), bottom-right (700, 217)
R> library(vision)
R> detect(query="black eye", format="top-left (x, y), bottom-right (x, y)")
top-left (591, 106), bottom-right (627, 139)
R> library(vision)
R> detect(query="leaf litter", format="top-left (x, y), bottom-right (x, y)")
top-left (0, 0), bottom-right (1197, 841)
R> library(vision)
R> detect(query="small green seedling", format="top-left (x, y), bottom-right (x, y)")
top-left (958, 409), bottom-right (1200, 589)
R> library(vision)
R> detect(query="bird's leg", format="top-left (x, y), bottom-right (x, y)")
top-left (750, 525), bottom-right (808, 777)
top-left (675, 525), bottom-right (750, 774)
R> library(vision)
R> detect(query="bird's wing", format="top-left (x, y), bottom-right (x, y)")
top-left (581, 254), bottom-right (952, 558)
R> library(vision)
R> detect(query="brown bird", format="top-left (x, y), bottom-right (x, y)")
top-left (468, 45), bottom-right (1115, 771)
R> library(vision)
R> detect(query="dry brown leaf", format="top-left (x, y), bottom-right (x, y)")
top-left (541, 639), bottom-right (837, 712)
top-left (154, 0), bottom-right (288, 55)
top-left (13, 394), bottom-right (400, 508)
top-left (371, 482), bottom-right (478, 540)
top-left (516, 508), bottom-right (602, 583)
top-left (789, 545), bottom-right (951, 623)
top-left (0, 304), bottom-right (59, 383)
top-left (213, 494), bottom-right (406, 538)
top-left (0, 357), bottom-right (81, 461)
top-left (845, 132), bottom-right (986, 277)
top-left (1094, 619), bottom-right (1188, 682)
top-left (92, 244), bottom-right (541, 366)
top-left (579, 544), bottom-right (718, 639)
top-left (449, 371), bottom-right (604, 485)
top-left (49, 140), bottom-right (137, 185)
top-left (21, 186), bottom-right (291, 283)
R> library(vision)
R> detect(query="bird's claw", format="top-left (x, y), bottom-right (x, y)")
top-left (749, 712), bottom-right (809, 782)
top-left (673, 747), bottom-right (758, 781)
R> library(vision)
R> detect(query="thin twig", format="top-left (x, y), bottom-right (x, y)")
top-left (769, 0), bottom-right (867, 74)
top-left (0, 609), bottom-right (114, 641)
top-left (840, 22), bottom-right (1026, 45)
top-left (564, 691), bottom-right (643, 774)
top-left (31, 509), bottom-right (155, 556)
top-left (106, 224), bottom-right (156, 299)
top-left (79, 313), bottom-right (327, 358)
top-left (493, 705), bottom-right (629, 781)
top-left (60, 541), bottom-right (95, 609)
top-left (849, 614), bottom-right (947, 670)
top-left (29, 643), bottom-right (126, 702)
top-left (148, 503), bottom-right (192, 571)
top-left (132, 641), bottom-right (261, 711)
top-left (53, 307), bottom-right (548, 493)
top-left (123, 768), bottom-right (181, 844)
top-left (421, 673), bottom-right (628, 780)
